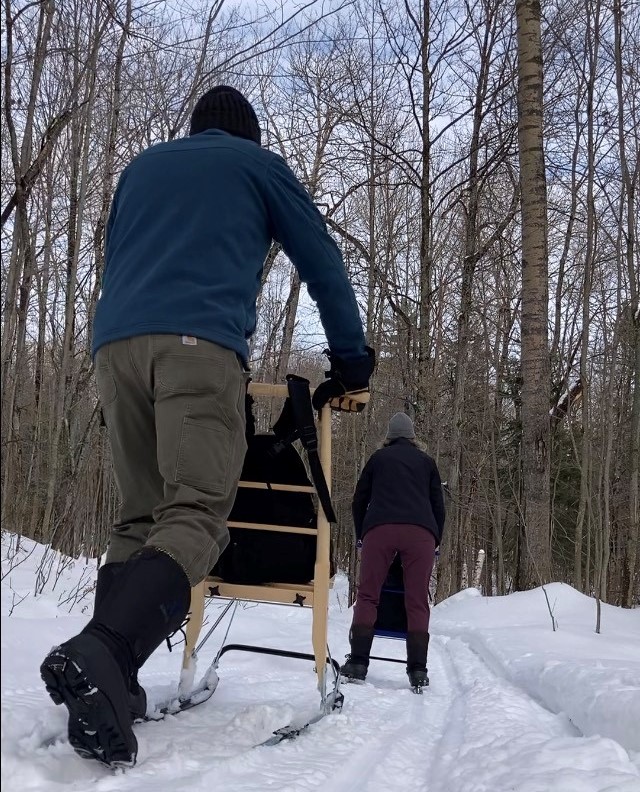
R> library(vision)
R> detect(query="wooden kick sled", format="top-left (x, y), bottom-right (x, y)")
top-left (148, 377), bottom-right (369, 745)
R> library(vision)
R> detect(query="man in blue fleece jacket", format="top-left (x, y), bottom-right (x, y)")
top-left (40, 86), bottom-right (374, 768)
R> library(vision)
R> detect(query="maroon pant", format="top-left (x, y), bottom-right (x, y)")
top-left (353, 524), bottom-right (437, 633)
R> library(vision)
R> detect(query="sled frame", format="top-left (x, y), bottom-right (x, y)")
top-left (181, 381), bottom-right (359, 709)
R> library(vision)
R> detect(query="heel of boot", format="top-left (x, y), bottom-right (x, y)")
top-left (40, 649), bottom-right (67, 705)
top-left (40, 639), bottom-right (138, 769)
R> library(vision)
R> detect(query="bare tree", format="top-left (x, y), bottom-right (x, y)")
top-left (515, 0), bottom-right (552, 585)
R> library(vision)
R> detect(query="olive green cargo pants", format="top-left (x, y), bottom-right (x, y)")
top-left (95, 335), bottom-right (249, 586)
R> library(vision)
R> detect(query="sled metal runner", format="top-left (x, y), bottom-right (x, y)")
top-left (146, 600), bottom-right (344, 746)
top-left (159, 381), bottom-right (366, 744)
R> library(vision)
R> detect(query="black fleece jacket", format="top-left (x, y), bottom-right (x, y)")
top-left (352, 438), bottom-right (446, 544)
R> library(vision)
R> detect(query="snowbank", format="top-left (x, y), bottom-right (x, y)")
top-left (432, 582), bottom-right (640, 754)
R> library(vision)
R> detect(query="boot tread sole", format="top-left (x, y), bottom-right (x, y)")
top-left (40, 646), bottom-right (137, 769)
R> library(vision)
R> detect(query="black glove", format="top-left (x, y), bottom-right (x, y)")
top-left (312, 346), bottom-right (375, 412)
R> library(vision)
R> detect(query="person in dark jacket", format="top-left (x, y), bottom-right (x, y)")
top-left (40, 86), bottom-right (374, 768)
top-left (341, 412), bottom-right (445, 690)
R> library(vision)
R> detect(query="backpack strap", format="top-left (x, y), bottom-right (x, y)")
top-left (271, 375), bottom-right (338, 524)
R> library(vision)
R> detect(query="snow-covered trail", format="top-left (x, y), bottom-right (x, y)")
top-left (3, 541), bottom-right (639, 792)
top-left (4, 622), bottom-right (638, 792)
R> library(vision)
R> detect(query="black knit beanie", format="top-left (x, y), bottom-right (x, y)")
top-left (189, 86), bottom-right (261, 144)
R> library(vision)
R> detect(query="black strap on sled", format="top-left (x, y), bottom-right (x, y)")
top-left (271, 375), bottom-right (338, 524)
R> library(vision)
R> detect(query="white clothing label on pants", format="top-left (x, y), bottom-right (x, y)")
top-left (181, 336), bottom-right (198, 346)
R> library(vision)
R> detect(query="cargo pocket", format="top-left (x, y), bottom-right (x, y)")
top-left (175, 417), bottom-right (230, 495)
top-left (95, 364), bottom-right (117, 407)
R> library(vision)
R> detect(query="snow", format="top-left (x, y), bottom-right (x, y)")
top-left (2, 534), bottom-right (640, 792)
top-left (433, 584), bottom-right (640, 754)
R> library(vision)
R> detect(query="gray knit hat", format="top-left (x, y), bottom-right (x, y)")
top-left (386, 412), bottom-right (415, 441)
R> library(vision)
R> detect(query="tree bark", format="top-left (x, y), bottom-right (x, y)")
top-left (516, 0), bottom-right (552, 586)
top-left (613, 0), bottom-right (639, 607)
top-left (574, 0), bottom-right (600, 591)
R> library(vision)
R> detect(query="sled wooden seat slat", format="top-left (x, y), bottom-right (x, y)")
top-left (201, 575), bottom-right (336, 606)
top-left (238, 480), bottom-right (316, 494)
top-left (204, 579), bottom-right (316, 607)
top-left (227, 520), bottom-right (317, 536)
top-left (266, 578), bottom-right (336, 591)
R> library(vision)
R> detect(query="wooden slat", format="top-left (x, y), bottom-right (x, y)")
top-left (247, 382), bottom-right (292, 398)
top-left (227, 520), bottom-right (317, 536)
top-left (204, 579), bottom-right (315, 607)
top-left (183, 581), bottom-right (205, 671)
top-left (238, 480), bottom-right (316, 494)
top-left (312, 405), bottom-right (332, 697)
top-left (265, 581), bottom-right (313, 591)
top-left (203, 577), bottom-right (335, 595)
top-left (266, 578), bottom-right (336, 592)
top-left (247, 381), bottom-right (369, 406)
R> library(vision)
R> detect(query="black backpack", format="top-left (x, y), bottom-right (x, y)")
top-left (211, 376), bottom-right (335, 586)
top-left (212, 434), bottom-right (318, 584)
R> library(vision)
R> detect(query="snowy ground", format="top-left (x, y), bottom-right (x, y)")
top-left (2, 534), bottom-right (639, 792)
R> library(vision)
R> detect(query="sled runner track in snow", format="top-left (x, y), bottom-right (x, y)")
top-left (319, 636), bottom-right (464, 792)
top-left (437, 627), bottom-right (588, 736)
top-left (323, 691), bottom-right (429, 792)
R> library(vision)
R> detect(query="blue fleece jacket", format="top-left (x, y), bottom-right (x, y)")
top-left (92, 130), bottom-right (367, 364)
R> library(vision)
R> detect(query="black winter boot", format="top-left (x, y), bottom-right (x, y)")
top-left (40, 548), bottom-right (191, 768)
top-left (407, 668), bottom-right (429, 690)
top-left (340, 625), bottom-right (375, 681)
top-left (406, 631), bottom-right (430, 691)
top-left (94, 561), bottom-right (123, 607)
top-left (93, 562), bottom-right (147, 721)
